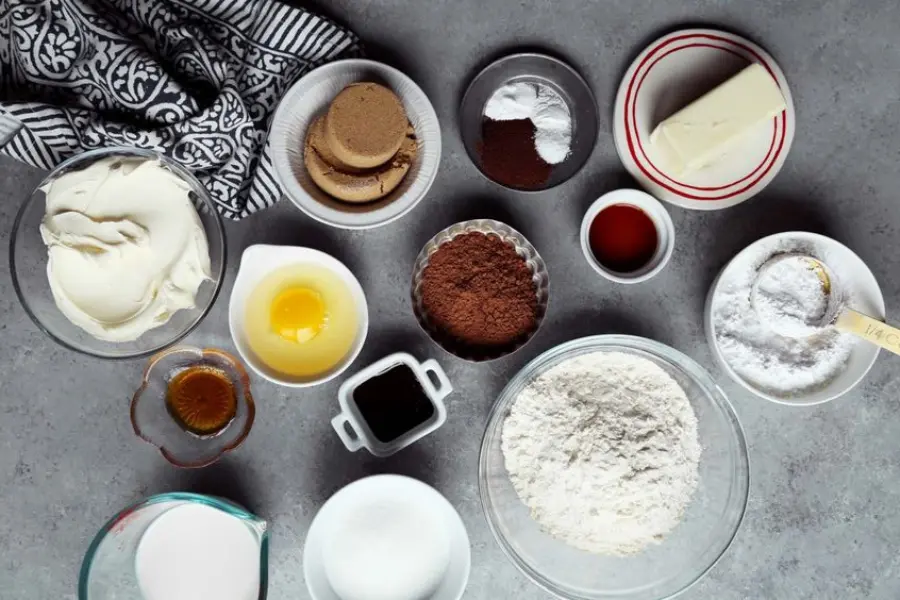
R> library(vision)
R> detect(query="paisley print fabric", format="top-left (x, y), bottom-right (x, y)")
top-left (0, 0), bottom-right (360, 218)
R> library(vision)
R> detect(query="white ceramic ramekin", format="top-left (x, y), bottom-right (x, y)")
top-left (579, 188), bottom-right (675, 284)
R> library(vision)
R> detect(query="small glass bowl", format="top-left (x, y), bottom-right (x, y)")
top-left (411, 219), bottom-right (550, 362)
top-left (479, 335), bottom-right (749, 600)
top-left (131, 347), bottom-right (255, 468)
top-left (9, 147), bottom-right (226, 359)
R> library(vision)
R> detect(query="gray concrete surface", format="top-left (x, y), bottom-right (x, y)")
top-left (2, 0), bottom-right (900, 598)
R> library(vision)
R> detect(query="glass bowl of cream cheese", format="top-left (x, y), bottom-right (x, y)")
top-left (10, 147), bottom-right (226, 359)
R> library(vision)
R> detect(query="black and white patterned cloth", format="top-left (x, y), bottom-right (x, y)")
top-left (0, 0), bottom-right (360, 218)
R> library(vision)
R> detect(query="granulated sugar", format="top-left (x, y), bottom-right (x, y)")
top-left (712, 239), bottom-right (858, 396)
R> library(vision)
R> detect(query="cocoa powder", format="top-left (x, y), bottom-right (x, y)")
top-left (478, 118), bottom-right (552, 190)
top-left (421, 232), bottom-right (538, 348)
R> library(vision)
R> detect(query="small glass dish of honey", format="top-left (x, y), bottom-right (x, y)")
top-left (131, 346), bottom-right (255, 468)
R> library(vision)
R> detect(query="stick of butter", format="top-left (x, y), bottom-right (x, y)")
top-left (649, 63), bottom-right (786, 176)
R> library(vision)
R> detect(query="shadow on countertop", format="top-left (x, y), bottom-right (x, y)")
top-left (150, 458), bottom-right (267, 517)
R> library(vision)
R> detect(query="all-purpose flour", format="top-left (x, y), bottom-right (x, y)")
top-left (501, 351), bottom-right (701, 556)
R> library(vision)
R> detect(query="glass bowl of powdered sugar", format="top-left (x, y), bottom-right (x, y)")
top-left (479, 334), bottom-right (749, 600)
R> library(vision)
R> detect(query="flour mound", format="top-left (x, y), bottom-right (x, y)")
top-left (500, 351), bottom-right (701, 556)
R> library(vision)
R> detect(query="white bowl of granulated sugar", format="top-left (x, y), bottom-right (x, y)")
top-left (704, 231), bottom-right (885, 406)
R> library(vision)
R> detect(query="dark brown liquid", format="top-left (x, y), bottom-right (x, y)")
top-left (166, 366), bottom-right (237, 437)
top-left (352, 365), bottom-right (435, 443)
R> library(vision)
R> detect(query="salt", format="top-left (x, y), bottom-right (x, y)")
top-left (712, 239), bottom-right (858, 396)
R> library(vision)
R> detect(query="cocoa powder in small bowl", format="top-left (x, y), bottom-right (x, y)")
top-left (412, 221), bottom-right (549, 361)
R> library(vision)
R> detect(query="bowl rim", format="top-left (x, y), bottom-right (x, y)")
top-left (410, 218), bottom-right (550, 362)
top-left (478, 334), bottom-right (750, 600)
top-left (9, 146), bottom-right (227, 360)
top-left (459, 51), bottom-right (599, 193)
top-left (579, 188), bottom-right (675, 284)
top-left (703, 231), bottom-right (885, 406)
top-left (270, 58), bottom-right (442, 230)
top-left (227, 244), bottom-right (370, 388)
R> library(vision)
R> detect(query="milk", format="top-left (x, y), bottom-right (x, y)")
top-left (135, 503), bottom-right (261, 600)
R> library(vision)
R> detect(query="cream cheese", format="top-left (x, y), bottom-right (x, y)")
top-left (40, 157), bottom-right (211, 342)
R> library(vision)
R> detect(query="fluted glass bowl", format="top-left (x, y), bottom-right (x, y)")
top-left (479, 335), bottom-right (749, 600)
top-left (9, 147), bottom-right (226, 359)
top-left (131, 347), bottom-right (255, 469)
top-left (411, 219), bottom-right (550, 362)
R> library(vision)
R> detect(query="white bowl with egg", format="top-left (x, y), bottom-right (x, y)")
top-left (228, 244), bottom-right (368, 387)
top-left (304, 474), bottom-right (471, 600)
top-left (704, 232), bottom-right (885, 406)
top-left (269, 59), bottom-right (441, 230)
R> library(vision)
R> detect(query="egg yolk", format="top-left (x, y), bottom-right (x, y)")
top-left (270, 287), bottom-right (327, 343)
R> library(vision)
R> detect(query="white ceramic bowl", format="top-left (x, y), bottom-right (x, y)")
top-left (228, 244), bottom-right (368, 387)
top-left (704, 232), bottom-right (885, 406)
top-left (580, 189), bottom-right (675, 284)
top-left (269, 59), bottom-right (441, 230)
top-left (304, 474), bottom-right (471, 600)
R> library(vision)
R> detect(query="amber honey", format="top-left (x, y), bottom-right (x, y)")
top-left (166, 366), bottom-right (237, 437)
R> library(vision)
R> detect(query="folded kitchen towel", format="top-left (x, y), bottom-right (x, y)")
top-left (0, 0), bottom-right (360, 218)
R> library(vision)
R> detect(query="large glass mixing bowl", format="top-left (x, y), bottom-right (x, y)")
top-left (10, 147), bottom-right (226, 359)
top-left (479, 335), bottom-right (749, 600)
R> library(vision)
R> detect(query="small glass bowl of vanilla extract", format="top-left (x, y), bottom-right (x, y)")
top-left (131, 347), bottom-right (255, 468)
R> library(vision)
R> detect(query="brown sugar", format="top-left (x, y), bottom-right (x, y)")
top-left (325, 82), bottom-right (407, 168)
top-left (304, 116), bottom-right (417, 202)
top-left (421, 232), bottom-right (538, 348)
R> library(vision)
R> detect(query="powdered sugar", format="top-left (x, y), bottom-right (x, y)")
top-left (752, 254), bottom-right (831, 337)
top-left (712, 239), bottom-right (858, 396)
top-left (500, 351), bottom-right (701, 556)
top-left (484, 82), bottom-right (572, 164)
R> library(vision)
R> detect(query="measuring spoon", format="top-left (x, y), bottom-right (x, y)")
top-left (751, 253), bottom-right (900, 356)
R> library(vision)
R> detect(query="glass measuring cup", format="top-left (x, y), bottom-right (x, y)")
top-left (79, 493), bottom-right (268, 600)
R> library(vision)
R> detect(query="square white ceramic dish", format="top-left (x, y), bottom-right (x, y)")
top-left (331, 352), bottom-right (451, 457)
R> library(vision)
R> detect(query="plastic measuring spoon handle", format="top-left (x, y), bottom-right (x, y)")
top-left (835, 308), bottom-right (900, 356)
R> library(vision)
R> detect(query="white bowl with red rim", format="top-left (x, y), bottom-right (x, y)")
top-left (579, 189), bottom-right (675, 284)
top-left (613, 28), bottom-right (796, 210)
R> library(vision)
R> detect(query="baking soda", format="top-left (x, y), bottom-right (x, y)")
top-left (484, 82), bottom-right (572, 164)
